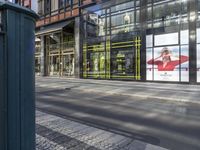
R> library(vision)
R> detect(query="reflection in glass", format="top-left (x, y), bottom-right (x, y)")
top-left (49, 55), bottom-right (60, 76)
top-left (111, 49), bottom-right (134, 77)
top-left (63, 54), bottom-right (74, 76)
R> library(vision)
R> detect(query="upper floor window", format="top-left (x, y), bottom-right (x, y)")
top-left (51, 0), bottom-right (59, 12)
top-left (38, 0), bottom-right (45, 16)
top-left (45, 0), bottom-right (50, 14)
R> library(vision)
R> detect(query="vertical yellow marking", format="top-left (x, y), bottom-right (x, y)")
top-left (106, 37), bottom-right (111, 79)
top-left (83, 43), bottom-right (87, 78)
top-left (138, 37), bottom-right (141, 80)
top-left (135, 37), bottom-right (138, 80)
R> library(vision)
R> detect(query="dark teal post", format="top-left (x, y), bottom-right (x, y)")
top-left (0, 2), bottom-right (38, 150)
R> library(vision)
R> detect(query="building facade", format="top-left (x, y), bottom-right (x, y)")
top-left (5, 0), bottom-right (32, 8)
top-left (35, 0), bottom-right (200, 84)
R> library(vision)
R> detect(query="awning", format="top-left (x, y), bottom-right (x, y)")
top-left (36, 20), bottom-right (73, 36)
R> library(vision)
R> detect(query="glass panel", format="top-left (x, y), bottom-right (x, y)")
top-left (111, 48), bottom-right (135, 77)
top-left (197, 44), bottom-right (200, 82)
top-left (153, 1), bottom-right (181, 28)
top-left (111, 11), bottom-right (135, 34)
top-left (87, 9), bottom-right (106, 37)
top-left (63, 54), bottom-right (74, 76)
top-left (49, 55), bottom-right (60, 76)
top-left (146, 34), bottom-right (153, 48)
top-left (197, 1), bottom-right (200, 82)
top-left (152, 46), bottom-right (180, 81)
top-left (86, 42), bottom-right (106, 79)
top-left (180, 46), bottom-right (189, 82)
top-left (181, 30), bottom-right (189, 45)
top-left (154, 32), bottom-right (179, 46)
top-left (110, 1), bottom-right (134, 12)
top-left (146, 48), bottom-right (153, 80)
top-left (35, 57), bottom-right (41, 75)
top-left (88, 51), bottom-right (106, 78)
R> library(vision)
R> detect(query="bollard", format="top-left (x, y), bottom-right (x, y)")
top-left (0, 2), bottom-right (38, 150)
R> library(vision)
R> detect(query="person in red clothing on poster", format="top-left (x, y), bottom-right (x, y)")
top-left (147, 47), bottom-right (189, 71)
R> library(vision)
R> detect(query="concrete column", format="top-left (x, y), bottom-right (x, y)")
top-left (0, 3), bottom-right (37, 150)
top-left (188, 0), bottom-right (197, 84)
top-left (74, 17), bottom-right (81, 78)
top-left (140, 0), bottom-right (147, 81)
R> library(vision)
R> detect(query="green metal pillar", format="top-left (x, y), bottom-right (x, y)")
top-left (0, 2), bottom-right (38, 150)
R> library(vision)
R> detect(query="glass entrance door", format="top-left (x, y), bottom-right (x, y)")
top-left (49, 55), bottom-right (60, 76)
top-left (62, 54), bottom-right (74, 76)
top-left (35, 56), bottom-right (41, 75)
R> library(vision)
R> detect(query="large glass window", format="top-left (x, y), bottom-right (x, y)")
top-left (111, 48), bottom-right (135, 78)
top-left (197, 0), bottom-right (200, 82)
top-left (51, 0), bottom-right (59, 14)
top-left (110, 1), bottom-right (140, 35)
top-left (146, 0), bottom-right (189, 82)
top-left (83, 40), bottom-right (106, 79)
top-left (35, 37), bottom-right (42, 75)
top-left (86, 9), bottom-right (106, 37)
top-left (82, 0), bottom-right (142, 80)
top-left (45, 0), bottom-right (51, 15)
top-left (38, 0), bottom-right (45, 16)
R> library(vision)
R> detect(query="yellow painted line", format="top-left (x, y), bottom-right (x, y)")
top-left (112, 41), bottom-right (133, 45)
top-left (111, 75), bottom-right (141, 78)
top-left (135, 37), bottom-right (138, 80)
top-left (87, 44), bottom-right (104, 48)
top-left (112, 45), bottom-right (133, 49)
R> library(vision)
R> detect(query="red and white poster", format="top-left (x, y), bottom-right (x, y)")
top-left (146, 32), bottom-right (189, 82)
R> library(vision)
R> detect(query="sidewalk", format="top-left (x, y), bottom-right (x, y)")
top-left (36, 77), bottom-right (200, 104)
top-left (36, 110), bottom-right (168, 150)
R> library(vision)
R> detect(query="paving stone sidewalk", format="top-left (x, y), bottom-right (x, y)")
top-left (36, 110), bottom-right (168, 150)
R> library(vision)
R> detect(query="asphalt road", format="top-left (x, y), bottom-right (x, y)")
top-left (36, 77), bottom-right (200, 150)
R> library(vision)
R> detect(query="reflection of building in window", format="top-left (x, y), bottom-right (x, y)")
top-left (94, 58), bottom-right (98, 71)
top-left (116, 53), bottom-right (125, 73)
top-left (99, 19), bottom-right (105, 36)
top-left (124, 13), bottom-right (130, 32)
top-left (88, 13), bottom-right (98, 24)
top-left (100, 54), bottom-right (105, 71)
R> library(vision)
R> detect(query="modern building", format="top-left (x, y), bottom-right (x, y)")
top-left (35, 0), bottom-right (200, 84)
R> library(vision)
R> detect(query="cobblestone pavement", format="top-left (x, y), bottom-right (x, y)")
top-left (36, 110), bottom-right (168, 150)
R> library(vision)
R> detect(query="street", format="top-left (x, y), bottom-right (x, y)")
top-left (36, 77), bottom-right (200, 150)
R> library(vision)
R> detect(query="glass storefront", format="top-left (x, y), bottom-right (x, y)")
top-left (47, 32), bottom-right (61, 76)
top-left (35, 37), bottom-right (41, 75)
top-left (62, 53), bottom-right (74, 76)
top-left (82, 0), bottom-right (141, 80)
top-left (36, 0), bottom-right (200, 83)
top-left (146, 0), bottom-right (189, 82)
top-left (46, 32), bottom-right (75, 76)
top-left (197, 0), bottom-right (200, 82)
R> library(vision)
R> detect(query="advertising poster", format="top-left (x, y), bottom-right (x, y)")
top-left (147, 46), bottom-right (189, 81)
top-left (146, 31), bottom-right (189, 82)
